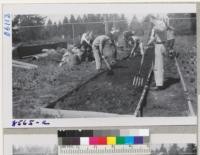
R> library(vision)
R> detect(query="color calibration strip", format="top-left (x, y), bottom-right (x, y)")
top-left (60, 136), bottom-right (147, 145)
top-left (58, 129), bottom-right (149, 146)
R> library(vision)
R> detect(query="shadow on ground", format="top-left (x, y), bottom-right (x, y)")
top-left (163, 77), bottom-right (180, 89)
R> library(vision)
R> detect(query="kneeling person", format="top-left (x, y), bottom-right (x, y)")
top-left (80, 31), bottom-right (94, 61)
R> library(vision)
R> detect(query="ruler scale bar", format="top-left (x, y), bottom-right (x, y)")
top-left (59, 145), bottom-right (151, 154)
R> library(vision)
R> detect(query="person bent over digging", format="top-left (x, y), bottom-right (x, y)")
top-left (123, 30), bottom-right (135, 49)
top-left (92, 35), bottom-right (115, 71)
top-left (128, 34), bottom-right (144, 58)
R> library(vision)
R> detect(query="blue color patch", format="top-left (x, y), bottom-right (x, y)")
top-left (125, 136), bottom-right (134, 144)
top-left (134, 136), bottom-right (143, 144)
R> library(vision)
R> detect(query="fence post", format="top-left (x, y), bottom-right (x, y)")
top-left (104, 15), bottom-right (109, 34)
top-left (72, 23), bottom-right (75, 44)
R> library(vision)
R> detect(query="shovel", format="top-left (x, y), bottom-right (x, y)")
top-left (132, 54), bottom-right (145, 87)
top-left (102, 55), bottom-right (114, 75)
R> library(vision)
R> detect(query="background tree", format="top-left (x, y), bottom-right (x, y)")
top-left (62, 16), bottom-right (72, 39)
top-left (168, 144), bottom-right (180, 155)
top-left (129, 16), bottom-right (144, 35)
top-left (75, 15), bottom-right (84, 38)
top-left (117, 14), bottom-right (128, 32)
top-left (45, 19), bottom-right (53, 38)
top-left (12, 15), bottom-right (46, 42)
top-left (57, 20), bottom-right (63, 37)
top-left (51, 22), bottom-right (58, 37)
top-left (159, 144), bottom-right (168, 155)
top-left (69, 14), bottom-right (76, 23)
top-left (140, 14), bottom-right (154, 44)
top-left (184, 144), bottom-right (197, 154)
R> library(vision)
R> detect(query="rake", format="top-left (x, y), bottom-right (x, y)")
top-left (132, 53), bottom-right (145, 87)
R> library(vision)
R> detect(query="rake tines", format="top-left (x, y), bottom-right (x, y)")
top-left (132, 48), bottom-right (145, 87)
top-left (133, 75), bottom-right (144, 87)
top-left (132, 55), bottom-right (144, 87)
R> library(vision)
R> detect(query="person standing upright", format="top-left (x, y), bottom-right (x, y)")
top-left (147, 15), bottom-right (167, 90)
top-left (166, 24), bottom-right (176, 58)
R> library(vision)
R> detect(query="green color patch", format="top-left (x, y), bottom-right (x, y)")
top-left (116, 136), bottom-right (125, 145)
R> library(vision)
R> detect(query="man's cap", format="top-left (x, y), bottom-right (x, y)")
top-left (131, 30), bottom-right (135, 35)
top-left (111, 27), bottom-right (119, 33)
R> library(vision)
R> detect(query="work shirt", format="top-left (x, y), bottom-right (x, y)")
top-left (81, 33), bottom-right (90, 45)
top-left (129, 36), bottom-right (140, 48)
top-left (153, 20), bottom-right (167, 31)
top-left (92, 35), bottom-right (110, 47)
top-left (167, 29), bottom-right (175, 40)
top-left (123, 31), bottom-right (134, 40)
top-left (131, 36), bottom-right (140, 43)
top-left (149, 27), bottom-right (167, 44)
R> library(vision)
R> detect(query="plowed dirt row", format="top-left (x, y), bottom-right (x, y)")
top-left (54, 48), bottom-right (154, 114)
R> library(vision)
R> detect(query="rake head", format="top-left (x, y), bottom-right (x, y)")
top-left (133, 75), bottom-right (144, 87)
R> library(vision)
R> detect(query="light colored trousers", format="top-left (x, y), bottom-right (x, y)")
top-left (92, 46), bottom-right (102, 70)
top-left (154, 44), bottom-right (165, 86)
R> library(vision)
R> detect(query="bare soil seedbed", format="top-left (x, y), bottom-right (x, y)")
top-left (54, 48), bottom-right (154, 114)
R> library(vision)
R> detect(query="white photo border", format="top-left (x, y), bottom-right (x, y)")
top-left (2, 3), bottom-right (197, 128)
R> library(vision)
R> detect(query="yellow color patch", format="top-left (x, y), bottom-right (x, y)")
top-left (107, 137), bottom-right (116, 145)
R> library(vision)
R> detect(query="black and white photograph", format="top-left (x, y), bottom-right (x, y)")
top-left (9, 134), bottom-right (58, 155)
top-left (12, 143), bottom-right (197, 155)
top-left (151, 144), bottom-right (197, 155)
top-left (5, 4), bottom-right (196, 120)
top-left (5, 133), bottom-right (196, 155)
top-left (1, 3), bottom-right (199, 155)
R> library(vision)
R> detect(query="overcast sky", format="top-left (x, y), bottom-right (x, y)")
top-left (10, 3), bottom-right (195, 25)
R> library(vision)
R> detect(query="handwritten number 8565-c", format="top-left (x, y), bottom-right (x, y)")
top-left (12, 120), bottom-right (50, 127)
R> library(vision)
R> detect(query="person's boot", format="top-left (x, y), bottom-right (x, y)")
top-left (97, 68), bottom-right (104, 73)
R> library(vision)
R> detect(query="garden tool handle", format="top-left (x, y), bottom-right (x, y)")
top-left (138, 65), bottom-right (142, 74)
top-left (102, 55), bottom-right (112, 70)
top-left (138, 54), bottom-right (145, 74)
top-left (129, 45), bottom-right (136, 57)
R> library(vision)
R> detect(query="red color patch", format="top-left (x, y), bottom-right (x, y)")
top-left (98, 137), bottom-right (107, 145)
